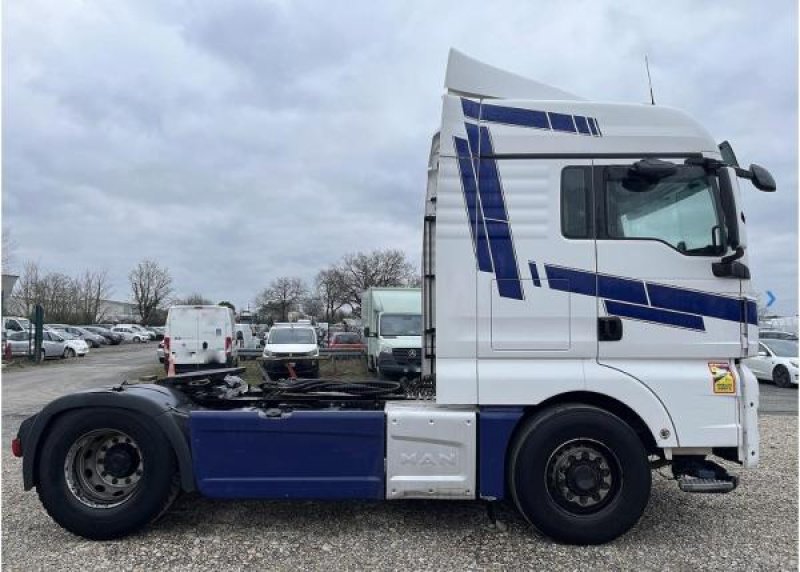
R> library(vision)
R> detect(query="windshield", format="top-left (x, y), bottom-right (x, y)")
top-left (379, 314), bottom-right (421, 337)
top-left (765, 340), bottom-right (798, 358)
top-left (606, 166), bottom-right (724, 256)
top-left (269, 328), bottom-right (316, 345)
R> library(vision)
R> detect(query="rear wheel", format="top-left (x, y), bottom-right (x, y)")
top-left (773, 366), bottom-right (792, 388)
top-left (509, 404), bottom-right (651, 545)
top-left (36, 408), bottom-right (178, 540)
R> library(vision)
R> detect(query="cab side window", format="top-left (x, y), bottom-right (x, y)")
top-left (561, 166), bottom-right (593, 239)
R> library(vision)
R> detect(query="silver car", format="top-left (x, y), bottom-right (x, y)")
top-left (4, 331), bottom-right (66, 360)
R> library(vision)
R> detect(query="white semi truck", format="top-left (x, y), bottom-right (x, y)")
top-left (362, 287), bottom-right (422, 380)
top-left (13, 50), bottom-right (774, 544)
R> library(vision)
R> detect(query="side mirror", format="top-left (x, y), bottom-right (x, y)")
top-left (758, 351), bottom-right (769, 358)
top-left (363, 327), bottom-right (371, 337)
top-left (749, 164), bottom-right (776, 192)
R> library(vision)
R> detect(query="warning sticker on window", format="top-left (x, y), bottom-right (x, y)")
top-left (709, 362), bottom-right (736, 394)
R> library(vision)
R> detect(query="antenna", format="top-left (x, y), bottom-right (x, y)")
top-left (645, 55), bottom-right (655, 105)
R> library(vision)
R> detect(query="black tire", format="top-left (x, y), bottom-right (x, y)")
top-left (40, 349), bottom-right (46, 362)
top-left (367, 355), bottom-right (375, 373)
top-left (63, 347), bottom-right (76, 359)
top-left (509, 404), bottom-right (651, 545)
top-left (310, 364), bottom-right (320, 379)
top-left (773, 366), bottom-right (792, 388)
top-left (36, 408), bottom-right (178, 540)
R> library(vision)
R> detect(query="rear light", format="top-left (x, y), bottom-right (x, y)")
top-left (11, 437), bottom-right (22, 457)
top-left (225, 336), bottom-right (232, 353)
top-left (163, 336), bottom-right (170, 352)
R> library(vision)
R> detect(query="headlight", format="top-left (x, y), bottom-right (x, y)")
top-left (309, 348), bottom-right (319, 357)
top-left (379, 346), bottom-right (393, 356)
top-left (791, 361), bottom-right (798, 369)
top-left (263, 349), bottom-right (272, 358)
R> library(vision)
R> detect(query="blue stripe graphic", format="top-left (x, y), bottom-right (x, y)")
top-left (605, 301), bottom-right (706, 331)
top-left (460, 98), bottom-right (601, 139)
top-left (545, 265), bottom-right (597, 297)
top-left (548, 112), bottom-right (576, 133)
top-left (647, 283), bottom-right (747, 324)
top-left (454, 137), bottom-right (493, 273)
top-left (486, 221), bottom-right (524, 299)
top-left (529, 262), bottom-right (542, 287)
top-left (598, 275), bottom-right (648, 306)
top-left (477, 127), bottom-right (523, 299)
top-left (480, 102), bottom-right (549, 129)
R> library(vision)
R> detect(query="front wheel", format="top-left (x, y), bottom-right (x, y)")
top-left (774, 366), bottom-right (792, 388)
top-left (63, 347), bottom-right (76, 359)
top-left (509, 404), bottom-right (651, 545)
top-left (36, 408), bottom-right (178, 540)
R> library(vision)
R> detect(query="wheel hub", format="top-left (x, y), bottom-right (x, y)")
top-left (546, 441), bottom-right (618, 513)
top-left (64, 429), bottom-right (144, 509)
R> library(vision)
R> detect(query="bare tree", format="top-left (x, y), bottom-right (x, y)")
top-left (255, 277), bottom-right (307, 322)
top-left (315, 267), bottom-right (349, 321)
top-left (129, 260), bottom-right (173, 325)
top-left (174, 293), bottom-right (212, 306)
top-left (74, 269), bottom-right (112, 324)
top-left (339, 249), bottom-right (417, 314)
top-left (14, 261), bottom-right (42, 317)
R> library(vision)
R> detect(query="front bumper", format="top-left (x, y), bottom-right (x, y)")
top-left (261, 357), bottom-right (320, 379)
top-left (377, 354), bottom-right (421, 378)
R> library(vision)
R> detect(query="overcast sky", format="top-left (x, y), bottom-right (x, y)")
top-left (3, 0), bottom-right (797, 315)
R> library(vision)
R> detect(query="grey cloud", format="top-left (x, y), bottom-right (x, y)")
top-left (3, 0), bottom-right (796, 314)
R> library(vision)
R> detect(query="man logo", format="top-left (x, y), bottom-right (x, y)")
top-left (408, 349), bottom-right (417, 358)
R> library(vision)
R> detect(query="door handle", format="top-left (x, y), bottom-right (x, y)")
top-left (598, 317), bottom-right (623, 341)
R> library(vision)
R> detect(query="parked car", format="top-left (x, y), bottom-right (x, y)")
top-left (327, 332), bottom-right (366, 353)
top-left (4, 316), bottom-right (30, 335)
top-left (262, 323), bottom-right (320, 379)
top-left (47, 329), bottom-right (89, 357)
top-left (742, 339), bottom-right (799, 388)
top-left (148, 326), bottom-right (166, 340)
top-left (54, 326), bottom-right (107, 348)
top-left (110, 326), bottom-right (148, 343)
top-left (82, 326), bottom-right (123, 345)
top-left (118, 324), bottom-right (156, 341)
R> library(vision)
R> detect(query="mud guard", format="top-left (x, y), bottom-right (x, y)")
top-left (18, 384), bottom-right (196, 492)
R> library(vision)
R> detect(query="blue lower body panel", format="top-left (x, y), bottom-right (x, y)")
top-left (190, 410), bottom-right (385, 499)
top-left (479, 407), bottom-right (524, 500)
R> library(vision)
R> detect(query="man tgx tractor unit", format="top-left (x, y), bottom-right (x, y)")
top-left (13, 50), bottom-right (774, 545)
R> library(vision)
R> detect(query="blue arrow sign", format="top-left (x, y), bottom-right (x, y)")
top-left (766, 290), bottom-right (776, 308)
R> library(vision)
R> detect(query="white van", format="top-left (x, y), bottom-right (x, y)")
top-left (164, 305), bottom-right (238, 373)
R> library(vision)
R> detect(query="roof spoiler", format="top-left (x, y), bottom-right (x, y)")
top-left (444, 49), bottom-right (584, 101)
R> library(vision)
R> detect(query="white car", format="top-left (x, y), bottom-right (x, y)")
top-left (262, 324), bottom-right (320, 379)
top-left (743, 339), bottom-right (799, 388)
top-left (117, 324), bottom-right (155, 341)
top-left (46, 329), bottom-right (89, 358)
top-left (111, 326), bottom-right (149, 343)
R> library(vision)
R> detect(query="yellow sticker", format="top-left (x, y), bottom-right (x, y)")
top-left (709, 362), bottom-right (736, 394)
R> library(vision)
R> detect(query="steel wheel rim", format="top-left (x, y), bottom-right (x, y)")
top-left (64, 429), bottom-right (144, 509)
top-left (545, 438), bottom-right (622, 515)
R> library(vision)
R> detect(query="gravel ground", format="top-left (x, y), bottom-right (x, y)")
top-left (2, 414), bottom-right (796, 571)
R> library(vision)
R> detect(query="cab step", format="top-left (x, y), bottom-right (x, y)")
top-left (673, 458), bottom-right (739, 494)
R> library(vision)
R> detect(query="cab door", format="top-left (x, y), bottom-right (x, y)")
top-left (593, 158), bottom-right (746, 361)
